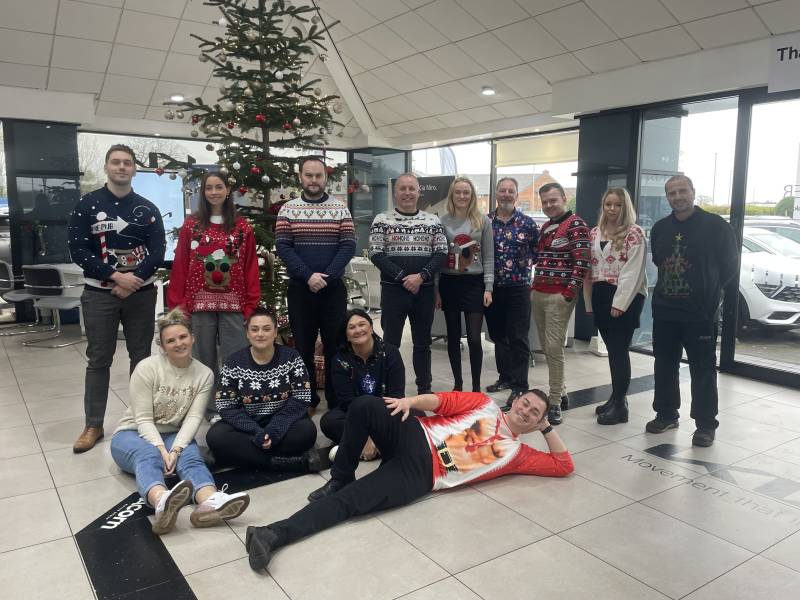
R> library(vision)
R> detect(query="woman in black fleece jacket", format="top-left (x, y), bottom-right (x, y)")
top-left (321, 309), bottom-right (405, 458)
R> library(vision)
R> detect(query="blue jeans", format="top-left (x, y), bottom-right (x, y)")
top-left (110, 430), bottom-right (215, 506)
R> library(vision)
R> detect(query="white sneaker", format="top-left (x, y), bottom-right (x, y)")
top-left (152, 480), bottom-right (193, 535)
top-left (328, 445), bottom-right (338, 462)
top-left (190, 484), bottom-right (250, 528)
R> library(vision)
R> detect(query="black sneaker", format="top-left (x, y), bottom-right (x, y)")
top-left (247, 526), bottom-right (280, 571)
top-left (486, 379), bottom-right (512, 393)
top-left (560, 394), bottom-right (569, 410)
top-left (307, 478), bottom-right (351, 502)
top-left (504, 389), bottom-right (524, 407)
top-left (692, 428), bottom-right (715, 447)
top-left (548, 404), bottom-right (562, 425)
top-left (645, 418), bottom-right (679, 433)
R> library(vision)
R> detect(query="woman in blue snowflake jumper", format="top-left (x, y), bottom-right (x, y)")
top-left (205, 307), bottom-right (329, 472)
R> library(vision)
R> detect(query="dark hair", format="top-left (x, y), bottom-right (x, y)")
top-left (196, 171), bottom-right (237, 232)
top-left (538, 182), bottom-right (566, 199)
top-left (496, 177), bottom-right (518, 191)
top-left (245, 307), bottom-right (278, 328)
top-left (298, 155), bottom-right (326, 173)
top-left (525, 388), bottom-right (550, 411)
top-left (665, 174), bottom-right (694, 192)
top-left (338, 308), bottom-right (375, 348)
top-left (105, 144), bottom-right (136, 164)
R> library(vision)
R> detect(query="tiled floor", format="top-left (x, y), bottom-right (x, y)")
top-left (2, 323), bottom-right (800, 600)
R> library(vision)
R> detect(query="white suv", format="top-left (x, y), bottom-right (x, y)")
top-left (739, 226), bottom-right (800, 332)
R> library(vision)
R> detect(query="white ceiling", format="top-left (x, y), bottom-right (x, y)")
top-left (0, 0), bottom-right (797, 147)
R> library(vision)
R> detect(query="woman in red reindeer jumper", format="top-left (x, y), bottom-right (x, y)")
top-left (168, 172), bottom-right (260, 418)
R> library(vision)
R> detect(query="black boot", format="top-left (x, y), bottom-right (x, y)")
top-left (597, 396), bottom-right (628, 425)
top-left (247, 526), bottom-right (281, 571)
top-left (595, 396), bottom-right (614, 415)
top-left (267, 448), bottom-right (331, 473)
top-left (560, 394), bottom-right (569, 410)
top-left (307, 477), bottom-right (352, 502)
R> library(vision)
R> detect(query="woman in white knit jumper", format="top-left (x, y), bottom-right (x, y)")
top-left (110, 309), bottom-right (250, 535)
top-left (583, 188), bottom-right (648, 425)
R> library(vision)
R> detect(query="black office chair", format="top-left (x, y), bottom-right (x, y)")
top-left (20, 265), bottom-right (84, 348)
top-left (0, 260), bottom-right (56, 337)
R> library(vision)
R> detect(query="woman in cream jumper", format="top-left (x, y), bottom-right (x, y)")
top-left (110, 309), bottom-right (249, 535)
top-left (584, 188), bottom-right (647, 425)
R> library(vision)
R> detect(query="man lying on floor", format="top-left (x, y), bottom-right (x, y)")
top-left (247, 389), bottom-right (573, 571)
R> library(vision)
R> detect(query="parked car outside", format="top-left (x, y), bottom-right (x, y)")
top-left (743, 217), bottom-right (800, 245)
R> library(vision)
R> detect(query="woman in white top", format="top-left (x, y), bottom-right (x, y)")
top-left (584, 188), bottom-right (647, 425)
top-left (110, 309), bottom-right (250, 535)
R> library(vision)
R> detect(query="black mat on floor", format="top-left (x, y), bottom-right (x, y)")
top-left (565, 367), bottom-right (689, 409)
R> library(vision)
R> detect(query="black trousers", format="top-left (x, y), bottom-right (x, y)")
top-left (287, 279), bottom-right (347, 407)
top-left (598, 327), bottom-right (636, 400)
top-left (652, 319), bottom-right (719, 429)
top-left (484, 286), bottom-right (531, 391)
top-left (206, 417), bottom-right (317, 469)
top-left (319, 408), bottom-right (347, 444)
top-left (268, 396), bottom-right (433, 546)
top-left (380, 284), bottom-right (434, 393)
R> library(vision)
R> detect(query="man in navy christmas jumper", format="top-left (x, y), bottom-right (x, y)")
top-left (69, 144), bottom-right (165, 453)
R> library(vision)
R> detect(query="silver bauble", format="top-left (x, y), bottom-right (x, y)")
top-left (319, 53), bottom-right (328, 62)
top-left (217, 51), bottom-right (227, 62)
top-left (311, 15), bottom-right (320, 24)
top-left (243, 87), bottom-right (253, 97)
top-left (261, 174), bottom-right (270, 184)
top-left (169, 172), bottom-right (177, 180)
top-left (199, 54), bottom-right (209, 62)
top-left (332, 102), bottom-right (343, 114)
top-left (227, 176), bottom-right (237, 185)
top-left (219, 166), bottom-right (230, 176)
top-left (245, 29), bottom-right (258, 41)
top-left (221, 100), bottom-right (234, 111)
top-left (313, 87), bottom-right (322, 97)
top-left (164, 109), bottom-right (175, 120)
top-left (360, 184), bottom-right (370, 193)
top-left (175, 110), bottom-right (185, 120)
top-left (292, 117), bottom-right (301, 127)
top-left (232, 161), bottom-right (241, 170)
top-left (274, 70), bottom-right (284, 80)
top-left (235, 103), bottom-right (245, 114)
top-left (190, 129), bottom-right (199, 138)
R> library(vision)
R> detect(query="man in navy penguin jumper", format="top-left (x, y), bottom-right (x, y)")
top-left (69, 144), bottom-right (165, 453)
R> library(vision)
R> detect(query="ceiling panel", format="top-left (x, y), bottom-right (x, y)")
top-left (754, 0), bottom-right (800, 35)
top-left (56, 0), bottom-right (121, 43)
top-left (170, 20), bottom-right (222, 55)
top-left (457, 33), bottom-right (524, 71)
top-left (585, 0), bottom-right (677, 38)
top-left (47, 68), bottom-right (105, 94)
top-left (0, 29), bottom-right (53, 67)
top-left (573, 40), bottom-right (641, 73)
top-left (51, 36), bottom-right (113, 73)
top-left (413, 116), bottom-right (447, 131)
top-left (493, 98), bottom-right (537, 118)
top-left (404, 88), bottom-right (457, 114)
top-left (385, 11), bottom-right (447, 53)
top-left (352, 0), bottom-right (408, 21)
top-left (461, 105), bottom-right (503, 123)
top-left (535, 2), bottom-right (617, 51)
top-left (492, 64), bottom-right (551, 97)
top-left (96, 100), bottom-right (148, 119)
top-left (430, 80), bottom-right (485, 110)
top-left (424, 44), bottom-right (486, 80)
top-left (458, 73), bottom-right (521, 103)
top-left (352, 71), bottom-right (400, 102)
top-left (381, 95), bottom-right (430, 121)
top-left (624, 25), bottom-right (701, 61)
top-left (514, 0), bottom-right (576, 16)
top-left (456, 0), bottom-right (529, 29)
top-left (391, 120), bottom-right (424, 134)
top-left (100, 73), bottom-right (158, 104)
top-left (437, 111), bottom-right (474, 127)
top-left (531, 53), bottom-right (591, 82)
top-left (126, 0), bottom-right (187, 19)
top-left (395, 54), bottom-right (453, 87)
top-left (182, 0), bottom-right (221, 24)
top-left (316, 0), bottom-right (379, 33)
top-left (116, 10), bottom-right (180, 51)
top-left (683, 8), bottom-right (769, 49)
top-left (493, 18), bottom-right (567, 62)
top-left (377, 124), bottom-right (401, 137)
top-left (416, 0), bottom-right (485, 42)
top-left (358, 24), bottom-right (416, 61)
top-left (107, 45), bottom-right (167, 80)
top-left (370, 63), bottom-right (424, 95)
top-left (0, 62), bottom-right (48, 89)
top-left (160, 52), bottom-right (214, 85)
top-left (366, 101), bottom-right (405, 126)
top-left (151, 81), bottom-right (205, 106)
top-left (1, 0), bottom-right (59, 35)
top-left (659, 0), bottom-right (750, 22)
top-left (527, 93), bottom-right (552, 112)
top-left (337, 36), bottom-right (391, 70)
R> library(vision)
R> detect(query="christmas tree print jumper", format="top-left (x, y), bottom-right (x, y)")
top-left (168, 216), bottom-right (260, 318)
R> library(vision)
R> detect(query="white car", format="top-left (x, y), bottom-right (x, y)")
top-left (739, 226), bottom-right (800, 331)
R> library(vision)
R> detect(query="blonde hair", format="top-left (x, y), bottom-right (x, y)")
top-left (446, 176), bottom-right (484, 231)
top-left (598, 188), bottom-right (637, 251)
top-left (157, 308), bottom-right (192, 344)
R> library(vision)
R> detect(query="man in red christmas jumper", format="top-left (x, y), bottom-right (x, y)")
top-left (531, 182), bottom-right (590, 425)
top-left (246, 388), bottom-right (573, 571)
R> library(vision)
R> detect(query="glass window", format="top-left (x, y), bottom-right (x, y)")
top-left (412, 141), bottom-right (491, 214)
top-left (495, 131), bottom-right (578, 222)
top-left (0, 123), bottom-right (9, 266)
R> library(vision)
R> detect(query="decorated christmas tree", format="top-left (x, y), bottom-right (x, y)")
top-left (164, 0), bottom-right (346, 325)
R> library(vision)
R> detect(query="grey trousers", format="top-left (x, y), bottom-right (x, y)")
top-left (82, 287), bottom-right (157, 427)
top-left (191, 311), bottom-right (248, 412)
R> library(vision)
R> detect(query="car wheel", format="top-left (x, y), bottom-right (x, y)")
top-left (736, 295), bottom-right (756, 339)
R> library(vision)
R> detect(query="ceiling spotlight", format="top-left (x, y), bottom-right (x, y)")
top-left (481, 86), bottom-right (495, 96)
top-left (154, 133), bottom-right (161, 137)
top-left (170, 93), bottom-right (185, 102)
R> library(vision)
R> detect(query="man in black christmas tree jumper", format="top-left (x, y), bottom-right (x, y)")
top-left (646, 174), bottom-right (738, 447)
top-left (69, 144), bottom-right (166, 453)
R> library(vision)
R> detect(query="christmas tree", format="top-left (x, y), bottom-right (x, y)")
top-left (164, 0), bottom-right (347, 326)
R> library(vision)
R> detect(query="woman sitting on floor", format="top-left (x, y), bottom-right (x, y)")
top-left (206, 307), bottom-right (328, 472)
top-left (110, 309), bottom-right (250, 535)
top-left (321, 308), bottom-right (405, 460)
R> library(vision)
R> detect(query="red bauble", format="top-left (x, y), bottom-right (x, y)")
top-left (191, 115), bottom-right (200, 124)
top-left (227, 121), bottom-right (235, 129)
top-left (325, 166), bottom-right (335, 176)
top-left (250, 166), bottom-right (261, 175)
top-left (155, 168), bottom-right (164, 176)
top-left (238, 185), bottom-right (248, 195)
top-left (282, 121), bottom-right (292, 130)
top-left (255, 114), bottom-right (266, 123)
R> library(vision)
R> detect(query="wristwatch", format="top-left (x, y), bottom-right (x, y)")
top-left (541, 425), bottom-right (553, 435)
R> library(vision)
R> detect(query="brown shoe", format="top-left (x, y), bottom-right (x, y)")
top-left (73, 426), bottom-right (104, 453)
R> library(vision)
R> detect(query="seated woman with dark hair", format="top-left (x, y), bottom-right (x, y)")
top-left (205, 308), bottom-right (328, 472)
top-left (321, 308), bottom-right (405, 460)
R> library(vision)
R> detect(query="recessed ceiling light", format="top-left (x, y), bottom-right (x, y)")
top-left (154, 133), bottom-right (161, 137)
top-left (534, 128), bottom-right (540, 132)
top-left (170, 94), bottom-right (185, 102)
top-left (481, 86), bottom-right (495, 96)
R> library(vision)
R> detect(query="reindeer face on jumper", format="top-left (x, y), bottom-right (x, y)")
top-left (203, 248), bottom-right (237, 290)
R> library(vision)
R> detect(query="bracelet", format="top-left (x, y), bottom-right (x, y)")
top-left (541, 425), bottom-right (553, 435)
top-left (171, 447), bottom-right (182, 455)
